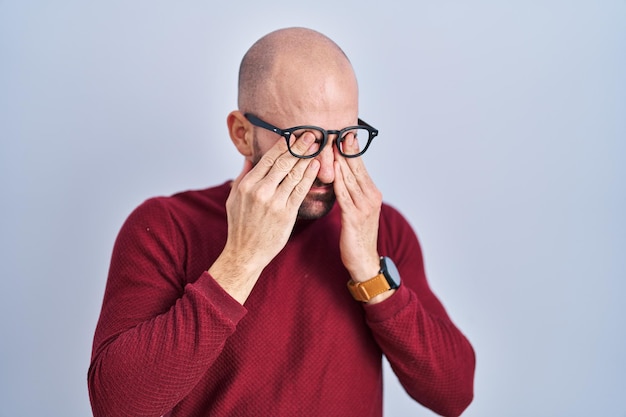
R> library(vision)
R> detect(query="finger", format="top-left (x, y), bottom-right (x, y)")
top-left (263, 131), bottom-right (317, 186)
top-left (337, 146), bottom-right (365, 192)
top-left (342, 130), bottom-right (361, 156)
top-left (336, 150), bottom-right (379, 205)
top-left (340, 135), bottom-right (369, 184)
top-left (333, 161), bottom-right (357, 210)
top-left (287, 159), bottom-right (320, 209)
top-left (244, 136), bottom-right (292, 183)
top-left (289, 130), bottom-right (319, 158)
top-left (274, 156), bottom-right (313, 199)
top-left (337, 137), bottom-right (376, 192)
top-left (270, 131), bottom-right (321, 203)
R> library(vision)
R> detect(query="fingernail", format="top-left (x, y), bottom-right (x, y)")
top-left (301, 131), bottom-right (315, 145)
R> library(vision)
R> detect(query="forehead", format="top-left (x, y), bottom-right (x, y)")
top-left (264, 60), bottom-right (359, 128)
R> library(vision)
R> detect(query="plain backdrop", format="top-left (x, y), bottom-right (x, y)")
top-left (1, 1), bottom-right (625, 416)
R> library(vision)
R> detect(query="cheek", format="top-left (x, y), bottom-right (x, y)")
top-left (251, 136), bottom-right (271, 165)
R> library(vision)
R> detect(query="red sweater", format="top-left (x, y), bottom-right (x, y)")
top-left (88, 182), bottom-right (475, 417)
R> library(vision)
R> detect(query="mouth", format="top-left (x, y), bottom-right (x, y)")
top-left (309, 181), bottom-right (333, 192)
top-left (310, 184), bottom-right (332, 191)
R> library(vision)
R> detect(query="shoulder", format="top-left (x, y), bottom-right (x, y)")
top-left (380, 202), bottom-right (413, 231)
top-left (378, 201), bottom-right (423, 257)
top-left (156, 181), bottom-right (231, 214)
top-left (131, 181), bottom-right (230, 222)
top-left (118, 181), bottom-right (231, 239)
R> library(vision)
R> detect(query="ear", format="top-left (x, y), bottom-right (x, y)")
top-left (227, 110), bottom-right (254, 158)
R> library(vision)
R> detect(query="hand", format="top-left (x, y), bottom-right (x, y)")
top-left (333, 134), bottom-right (383, 284)
top-left (209, 133), bottom-right (320, 304)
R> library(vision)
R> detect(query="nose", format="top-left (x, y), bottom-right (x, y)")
top-left (314, 141), bottom-right (335, 184)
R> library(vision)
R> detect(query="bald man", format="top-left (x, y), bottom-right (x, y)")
top-left (89, 28), bottom-right (475, 417)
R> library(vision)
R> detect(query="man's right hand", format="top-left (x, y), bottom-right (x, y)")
top-left (208, 132), bottom-right (320, 304)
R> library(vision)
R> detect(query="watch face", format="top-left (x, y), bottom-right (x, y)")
top-left (381, 256), bottom-right (401, 289)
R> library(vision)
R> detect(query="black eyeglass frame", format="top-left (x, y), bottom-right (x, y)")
top-left (244, 113), bottom-right (379, 159)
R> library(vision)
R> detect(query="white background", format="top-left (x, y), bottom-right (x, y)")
top-left (1, 1), bottom-right (624, 416)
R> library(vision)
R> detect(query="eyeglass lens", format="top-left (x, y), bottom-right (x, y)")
top-left (289, 128), bottom-right (368, 157)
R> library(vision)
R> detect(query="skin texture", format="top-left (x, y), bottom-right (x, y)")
top-left (209, 28), bottom-right (393, 305)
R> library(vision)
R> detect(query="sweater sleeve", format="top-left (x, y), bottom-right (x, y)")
top-left (364, 205), bottom-right (475, 417)
top-left (88, 198), bottom-right (247, 417)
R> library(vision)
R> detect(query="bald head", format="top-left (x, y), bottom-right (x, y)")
top-left (238, 27), bottom-right (357, 117)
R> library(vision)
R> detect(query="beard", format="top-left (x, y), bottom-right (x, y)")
top-left (296, 179), bottom-right (336, 220)
top-left (252, 138), bottom-right (336, 220)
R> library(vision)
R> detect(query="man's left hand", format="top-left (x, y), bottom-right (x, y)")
top-left (333, 134), bottom-right (383, 287)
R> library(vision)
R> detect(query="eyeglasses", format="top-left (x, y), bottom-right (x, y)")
top-left (244, 113), bottom-right (379, 159)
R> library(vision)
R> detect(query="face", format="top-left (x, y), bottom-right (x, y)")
top-left (245, 50), bottom-right (359, 220)
top-left (250, 131), bottom-right (338, 220)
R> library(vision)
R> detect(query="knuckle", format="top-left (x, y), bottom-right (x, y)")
top-left (344, 173), bottom-right (356, 185)
top-left (274, 156), bottom-right (293, 172)
top-left (290, 137), bottom-right (308, 153)
top-left (292, 183), bottom-right (308, 197)
top-left (350, 163), bottom-right (362, 176)
top-left (260, 155), bottom-right (276, 169)
top-left (268, 198), bottom-right (285, 214)
top-left (287, 168), bottom-right (303, 182)
top-left (253, 184), bottom-right (272, 202)
top-left (237, 178), bottom-right (253, 194)
top-left (338, 188), bottom-right (350, 201)
top-left (265, 170), bottom-right (284, 184)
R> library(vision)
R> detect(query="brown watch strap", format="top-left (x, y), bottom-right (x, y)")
top-left (347, 273), bottom-right (391, 302)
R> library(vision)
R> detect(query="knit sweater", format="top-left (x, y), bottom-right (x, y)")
top-left (88, 181), bottom-right (475, 417)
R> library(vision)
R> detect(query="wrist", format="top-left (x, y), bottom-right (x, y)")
top-left (346, 256), bottom-right (401, 304)
top-left (208, 252), bottom-right (263, 304)
top-left (346, 255), bottom-right (380, 283)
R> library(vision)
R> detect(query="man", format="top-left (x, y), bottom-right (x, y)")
top-left (88, 27), bottom-right (475, 417)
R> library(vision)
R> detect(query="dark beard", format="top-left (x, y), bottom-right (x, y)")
top-left (296, 180), bottom-right (336, 220)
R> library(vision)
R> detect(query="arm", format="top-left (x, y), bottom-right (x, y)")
top-left (89, 127), bottom-right (320, 416)
top-left (88, 199), bottom-right (247, 417)
top-left (366, 206), bottom-right (475, 417)
top-left (333, 139), bottom-right (474, 416)
top-left (208, 128), bottom-right (320, 304)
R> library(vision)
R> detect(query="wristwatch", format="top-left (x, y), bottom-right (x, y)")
top-left (347, 256), bottom-right (401, 302)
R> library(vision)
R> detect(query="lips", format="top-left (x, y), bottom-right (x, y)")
top-left (309, 182), bottom-right (333, 192)
top-left (311, 179), bottom-right (331, 188)
top-left (310, 184), bottom-right (331, 190)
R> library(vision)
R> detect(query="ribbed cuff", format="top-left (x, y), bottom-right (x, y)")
top-left (363, 284), bottom-right (412, 323)
top-left (190, 271), bottom-right (248, 324)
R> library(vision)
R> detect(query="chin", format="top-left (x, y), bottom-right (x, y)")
top-left (297, 194), bottom-right (336, 220)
